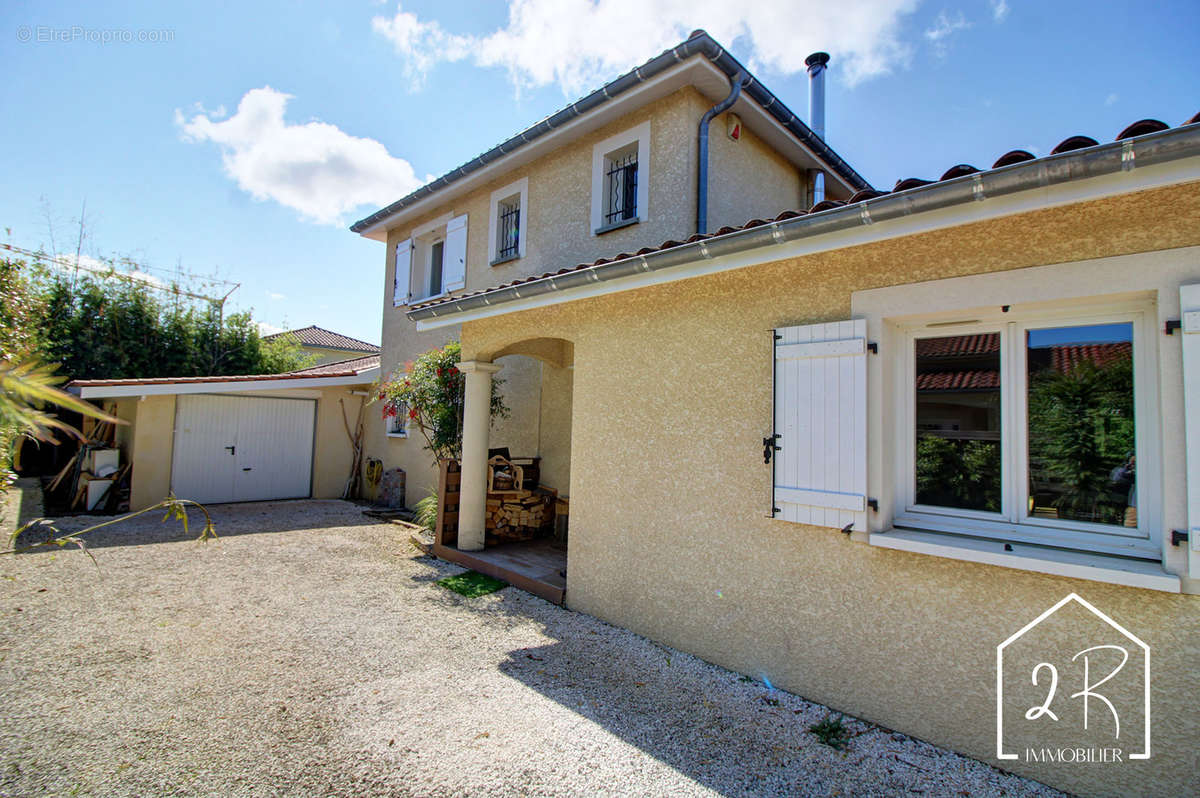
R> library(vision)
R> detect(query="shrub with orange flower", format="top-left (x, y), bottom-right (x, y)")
top-left (375, 341), bottom-right (507, 463)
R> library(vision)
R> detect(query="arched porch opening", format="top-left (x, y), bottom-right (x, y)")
top-left (433, 336), bottom-right (574, 603)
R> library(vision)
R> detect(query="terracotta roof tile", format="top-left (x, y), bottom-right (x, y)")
top-left (287, 354), bottom-right (381, 376)
top-left (68, 355), bottom-right (380, 390)
top-left (265, 325), bottom-right (380, 353)
top-left (916, 333), bottom-right (1000, 358)
top-left (916, 369), bottom-right (1000, 391)
top-left (410, 111), bottom-right (1200, 313)
top-left (1046, 342), bottom-right (1131, 372)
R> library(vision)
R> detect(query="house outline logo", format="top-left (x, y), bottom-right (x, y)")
top-left (996, 592), bottom-right (1150, 761)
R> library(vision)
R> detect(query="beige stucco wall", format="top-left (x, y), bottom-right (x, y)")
top-left (300, 345), bottom-right (373, 367)
top-left (370, 86), bottom-right (802, 506)
top-left (129, 395), bottom-right (175, 511)
top-left (124, 386), bottom-right (369, 510)
top-left (458, 182), bottom-right (1200, 797)
top-left (703, 99), bottom-right (807, 230)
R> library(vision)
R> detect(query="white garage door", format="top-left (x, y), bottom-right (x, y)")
top-left (171, 395), bottom-right (316, 504)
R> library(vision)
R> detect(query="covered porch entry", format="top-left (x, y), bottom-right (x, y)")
top-left (433, 337), bottom-right (573, 604)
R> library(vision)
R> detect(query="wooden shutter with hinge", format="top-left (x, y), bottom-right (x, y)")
top-left (772, 319), bottom-right (868, 531)
top-left (393, 238), bottom-right (413, 307)
top-left (442, 214), bottom-right (468, 292)
top-left (1180, 283), bottom-right (1200, 573)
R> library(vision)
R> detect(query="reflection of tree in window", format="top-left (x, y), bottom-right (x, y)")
top-left (1027, 324), bottom-right (1134, 527)
top-left (915, 333), bottom-right (1002, 511)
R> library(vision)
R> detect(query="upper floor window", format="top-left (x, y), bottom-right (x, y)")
top-left (603, 143), bottom-right (638, 226)
top-left (393, 213), bottom-right (468, 306)
top-left (591, 121), bottom-right (649, 235)
top-left (487, 178), bottom-right (528, 266)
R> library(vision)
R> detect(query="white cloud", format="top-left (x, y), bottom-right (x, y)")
top-left (267, 291), bottom-right (287, 301)
top-left (372, 0), bottom-right (922, 93)
top-left (923, 10), bottom-right (971, 56)
top-left (1105, 92), bottom-right (1119, 107)
top-left (177, 87), bottom-right (430, 225)
top-left (989, 0), bottom-right (1009, 22)
top-left (257, 321), bottom-right (285, 336)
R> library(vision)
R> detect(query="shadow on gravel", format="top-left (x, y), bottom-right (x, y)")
top-left (14, 500), bottom-right (379, 552)
top-left (495, 626), bottom-right (822, 797)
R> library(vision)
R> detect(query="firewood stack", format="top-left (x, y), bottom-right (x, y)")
top-left (484, 487), bottom-right (556, 544)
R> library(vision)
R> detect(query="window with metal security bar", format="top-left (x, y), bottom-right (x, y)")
top-left (385, 401), bottom-right (408, 437)
top-left (496, 196), bottom-right (520, 260)
top-left (603, 144), bottom-right (638, 226)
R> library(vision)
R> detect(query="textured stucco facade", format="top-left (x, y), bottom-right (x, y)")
top-left (369, 86), bottom-right (805, 504)
top-left (454, 182), bottom-right (1200, 797)
top-left (298, 345), bottom-right (373, 367)
top-left (113, 385), bottom-right (371, 510)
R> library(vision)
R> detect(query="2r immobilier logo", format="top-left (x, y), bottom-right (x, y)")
top-left (997, 593), bottom-right (1150, 764)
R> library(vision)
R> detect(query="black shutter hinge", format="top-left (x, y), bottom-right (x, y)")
top-left (1171, 529), bottom-right (1189, 546)
top-left (774, 333), bottom-right (783, 341)
top-left (867, 342), bottom-right (878, 354)
top-left (1164, 319), bottom-right (1182, 335)
top-left (867, 498), bottom-right (879, 512)
top-left (762, 434), bottom-right (781, 464)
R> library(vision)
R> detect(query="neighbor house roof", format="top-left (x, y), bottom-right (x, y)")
top-left (68, 355), bottom-right (380, 399)
top-left (350, 30), bottom-right (870, 236)
top-left (264, 325), bottom-right (380, 353)
top-left (407, 112), bottom-right (1200, 326)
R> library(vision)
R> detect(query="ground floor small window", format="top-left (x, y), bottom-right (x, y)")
top-left (385, 402), bottom-right (408, 436)
top-left (900, 305), bottom-right (1157, 556)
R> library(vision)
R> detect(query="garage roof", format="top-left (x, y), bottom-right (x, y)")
top-left (68, 355), bottom-right (380, 399)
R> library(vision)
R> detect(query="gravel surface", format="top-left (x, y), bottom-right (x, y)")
top-left (0, 500), bottom-right (1062, 797)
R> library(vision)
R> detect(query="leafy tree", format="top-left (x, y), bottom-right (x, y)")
top-left (915, 436), bottom-right (1001, 512)
top-left (377, 341), bottom-right (507, 463)
top-left (1027, 357), bottom-right (1134, 524)
top-left (5, 256), bottom-right (311, 380)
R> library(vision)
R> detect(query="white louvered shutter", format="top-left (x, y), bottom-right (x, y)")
top-left (1181, 284), bottom-right (1200, 573)
top-left (772, 319), bottom-right (868, 531)
top-left (393, 238), bottom-right (413, 307)
top-left (442, 214), bottom-right (468, 292)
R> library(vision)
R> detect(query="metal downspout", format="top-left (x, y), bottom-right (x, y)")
top-left (697, 70), bottom-right (749, 235)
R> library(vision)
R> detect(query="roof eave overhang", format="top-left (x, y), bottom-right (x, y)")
top-left (409, 125), bottom-right (1200, 330)
top-left (72, 368), bottom-right (380, 399)
top-left (350, 33), bottom-right (868, 241)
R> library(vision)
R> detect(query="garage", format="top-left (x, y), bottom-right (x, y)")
top-left (171, 395), bottom-right (316, 504)
top-left (66, 355), bottom-right (380, 510)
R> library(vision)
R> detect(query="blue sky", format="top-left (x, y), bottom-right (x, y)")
top-left (2, 1), bottom-right (1196, 346)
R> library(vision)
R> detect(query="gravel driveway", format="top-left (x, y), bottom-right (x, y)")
top-left (0, 500), bottom-right (1060, 797)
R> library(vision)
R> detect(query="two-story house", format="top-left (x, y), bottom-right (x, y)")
top-left (352, 31), bottom-right (867, 512)
top-left (353, 30), bottom-right (1200, 797)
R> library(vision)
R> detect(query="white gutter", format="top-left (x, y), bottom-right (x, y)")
top-left (413, 127), bottom-right (1200, 331)
top-left (75, 368), bottom-right (380, 399)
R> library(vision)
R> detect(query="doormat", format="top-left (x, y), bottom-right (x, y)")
top-left (437, 570), bottom-right (507, 598)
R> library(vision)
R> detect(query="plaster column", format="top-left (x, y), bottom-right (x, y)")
top-left (457, 360), bottom-right (502, 551)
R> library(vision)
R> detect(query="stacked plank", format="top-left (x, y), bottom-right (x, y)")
top-left (485, 488), bottom-right (556, 543)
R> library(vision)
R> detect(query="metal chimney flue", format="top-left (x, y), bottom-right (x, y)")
top-left (805, 51), bottom-right (830, 205)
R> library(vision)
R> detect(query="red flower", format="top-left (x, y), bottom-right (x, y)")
top-left (409, 407), bottom-right (419, 419)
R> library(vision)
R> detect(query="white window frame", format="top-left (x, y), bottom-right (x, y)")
top-left (850, 254), bottom-right (1199, 593)
top-left (488, 177), bottom-right (528, 265)
top-left (407, 212), bottom-right (453, 304)
top-left (894, 303), bottom-right (1162, 560)
top-left (385, 401), bottom-right (408, 438)
top-left (591, 120), bottom-right (650, 235)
